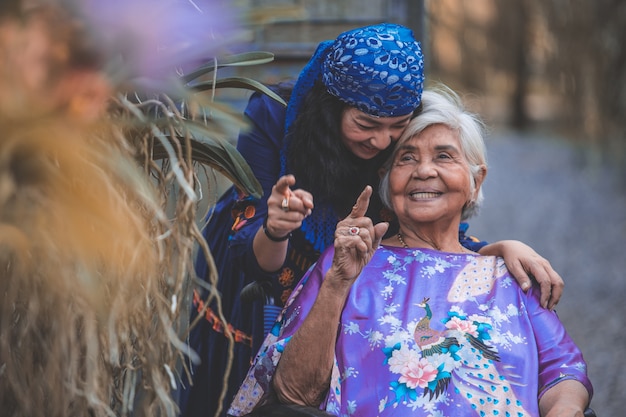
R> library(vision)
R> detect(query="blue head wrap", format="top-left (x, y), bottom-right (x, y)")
top-left (284, 23), bottom-right (424, 136)
top-left (323, 23), bottom-right (424, 117)
top-left (281, 23), bottom-right (425, 252)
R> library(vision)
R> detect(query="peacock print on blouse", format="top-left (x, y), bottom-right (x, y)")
top-left (380, 295), bottom-right (527, 416)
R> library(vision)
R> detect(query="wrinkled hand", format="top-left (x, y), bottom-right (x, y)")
top-left (492, 240), bottom-right (564, 310)
top-left (330, 186), bottom-right (389, 284)
top-left (265, 175), bottom-right (314, 238)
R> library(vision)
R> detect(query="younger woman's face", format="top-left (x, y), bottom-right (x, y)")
top-left (340, 108), bottom-right (413, 160)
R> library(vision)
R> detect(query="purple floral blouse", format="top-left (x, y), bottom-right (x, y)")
top-left (228, 245), bottom-right (593, 417)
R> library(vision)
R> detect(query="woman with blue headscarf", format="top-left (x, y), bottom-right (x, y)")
top-left (179, 23), bottom-right (564, 417)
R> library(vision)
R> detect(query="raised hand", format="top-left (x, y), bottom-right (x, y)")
top-left (265, 175), bottom-right (314, 239)
top-left (330, 186), bottom-right (389, 284)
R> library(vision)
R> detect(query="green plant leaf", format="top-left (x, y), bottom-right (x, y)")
top-left (191, 77), bottom-right (286, 106)
top-left (181, 52), bottom-right (276, 84)
top-left (150, 118), bottom-right (262, 199)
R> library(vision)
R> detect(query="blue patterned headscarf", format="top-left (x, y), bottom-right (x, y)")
top-left (323, 24), bottom-right (424, 117)
top-left (284, 23), bottom-right (424, 135)
top-left (281, 23), bottom-right (425, 252)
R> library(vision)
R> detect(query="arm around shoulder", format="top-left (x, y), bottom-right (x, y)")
top-left (478, 239), bottom-right (564, 309)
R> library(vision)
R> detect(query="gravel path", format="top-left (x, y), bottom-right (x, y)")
top-left (469, 130), bottom-right (626, 417)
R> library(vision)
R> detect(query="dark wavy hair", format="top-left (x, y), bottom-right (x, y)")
top-left (286, 80), bottom-right (395, 218)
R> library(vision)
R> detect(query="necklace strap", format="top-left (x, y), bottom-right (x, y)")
top-left (397, 233), bottom-right (409, 248)
top-left (397, 231), bottom-right (468, 253)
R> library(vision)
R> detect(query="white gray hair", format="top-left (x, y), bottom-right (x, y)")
top-left (379, 85), bottom-right (488, 220)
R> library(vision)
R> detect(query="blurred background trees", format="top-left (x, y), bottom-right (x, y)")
top-left (232, 0), bottom-right (625, 184)
top-left (428, 0), bottom-right (626, 179)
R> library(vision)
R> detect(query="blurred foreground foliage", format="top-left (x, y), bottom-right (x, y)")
top-left (0, 1), bottom-right (283, 416)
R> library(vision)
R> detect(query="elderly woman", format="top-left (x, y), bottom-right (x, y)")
top-left (227, 87), bottom-right (593, 417)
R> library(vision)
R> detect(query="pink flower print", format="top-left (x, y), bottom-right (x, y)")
top-left (445, 316), bottom-right (478, 337)
top-left (399, 357), bottom-right (438, 389)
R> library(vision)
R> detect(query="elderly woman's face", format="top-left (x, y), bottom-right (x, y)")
top-left (340, 108), bottom-right (413, 160)
top-left (388, 124), bottom-right (475, 225)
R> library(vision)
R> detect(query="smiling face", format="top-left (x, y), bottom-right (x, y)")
top-left (340, 107), bottom-right (413, 159)
top-left (388, 124), bottom-right (485, 226)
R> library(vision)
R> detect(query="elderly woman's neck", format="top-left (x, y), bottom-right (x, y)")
top-left (394, 224), bottom-right (467, 253)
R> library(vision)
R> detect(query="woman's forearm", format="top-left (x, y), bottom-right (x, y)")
top-left (539, 380), bottom-right (589, 417)
top-left (478, 239), bottom-right (564, 309)
top-left (253, 225), bottom-right (290, 272)
top-left (273, 272), bottom-right (351, 406)
top-left (253, 175), bottom-right (314, 273)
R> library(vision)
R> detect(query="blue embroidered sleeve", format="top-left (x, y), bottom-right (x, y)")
top-left (221, 91), bottom-right (287, 277)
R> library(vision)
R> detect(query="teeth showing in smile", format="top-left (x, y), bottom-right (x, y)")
top-left (410, 192), bottom-right (441, 199)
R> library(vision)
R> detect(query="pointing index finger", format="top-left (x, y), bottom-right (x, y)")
top-left (275, 175), bottom-right (295, 196)
top-left (349, 186), bottom-right (372, 219)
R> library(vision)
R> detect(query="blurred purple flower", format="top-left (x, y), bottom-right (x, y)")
top-left (81, 0), bottom-right (242, 79)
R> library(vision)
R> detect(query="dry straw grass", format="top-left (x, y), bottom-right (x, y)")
top-left (0, 117), bottom-right (182, 417)
top-left (0, 2), bottom-right (230, 416)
